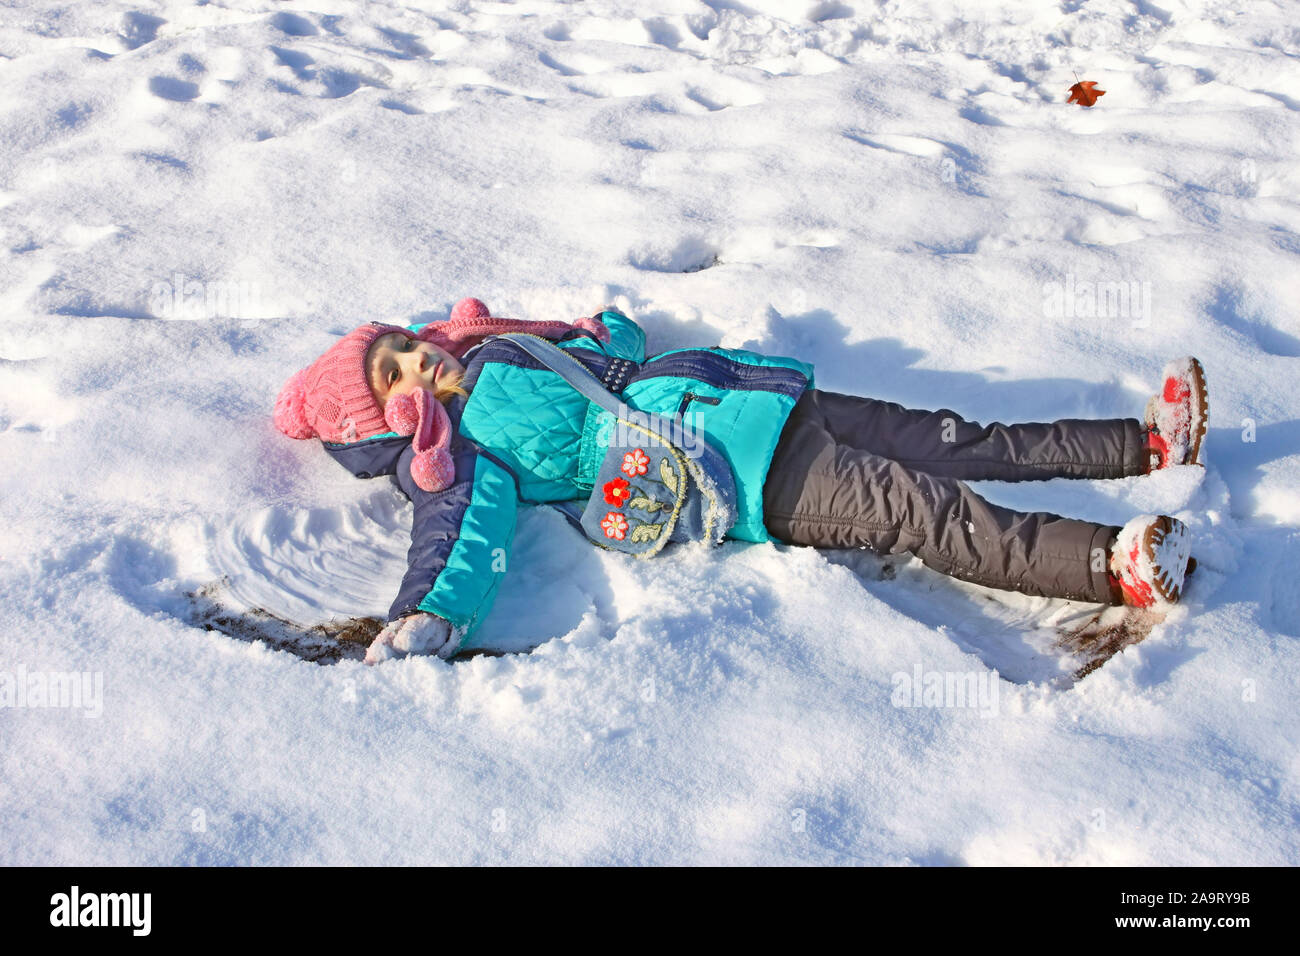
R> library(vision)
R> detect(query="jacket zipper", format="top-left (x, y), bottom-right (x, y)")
top-left (676, 391), bottom-right (721, 420)
top-left (633, 351), bottom-right (810, 399)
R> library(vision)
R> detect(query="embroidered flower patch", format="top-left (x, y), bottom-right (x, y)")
top-left (597, 452), bottom-right (677, 546)
top-left (583, 431), bottom-right (705, 557)
top-left (600, 511), bottom-right (629, 540)
top-left (621, 447), bottom-right (650, 477)
top-left (603, 477), bottom-right (631, 506)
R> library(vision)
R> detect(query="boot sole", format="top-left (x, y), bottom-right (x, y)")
top-left (1146, 357), bottom-right (1209, 467)
top-left (1185, 357), bottom-right (1209, 466)
top-left (1143, 516), bottom-right (1191, 604)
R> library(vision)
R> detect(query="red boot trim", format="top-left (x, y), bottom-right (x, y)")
top-left (1144, 428), bottom-right (1170, 474)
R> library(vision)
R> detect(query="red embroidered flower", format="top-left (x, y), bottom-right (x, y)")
top-left (601, 511), bottom-right (628, 540)
top-left (603, 477), bottom-right (631, 506)
top-left (621, 447), bottom-right (649, 477)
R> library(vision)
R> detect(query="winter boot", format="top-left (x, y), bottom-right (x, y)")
top-left (1144, 357), bottom-right (1208, 472)
top-left (1106, 515), bottom-right (1193, 608)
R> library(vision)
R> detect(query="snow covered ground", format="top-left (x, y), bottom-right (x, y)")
top-left (2, 0), bottom-right (1298, 864)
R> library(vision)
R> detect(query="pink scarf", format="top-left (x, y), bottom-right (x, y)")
top-left (414, 296), bottom-right (611, 360)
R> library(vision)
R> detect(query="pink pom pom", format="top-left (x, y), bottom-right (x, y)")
top-left (273, 369), bottom-right (316, 439)
top-left (451, 297), bottom-right (491, 322)
top-left (411, 447), bottom-right (456, 492)
top-left (384, 391), bottom-right (421, 436)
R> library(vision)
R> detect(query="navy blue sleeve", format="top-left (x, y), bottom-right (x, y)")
top-left (387, 438), bottom-right (520, 653)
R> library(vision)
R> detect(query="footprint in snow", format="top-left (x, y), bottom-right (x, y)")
top-left (148, 76), bottom-right (200, 102)
top-left (120, 11), bottom-right (164, 51)
top-left (270, 12), bottom-right (317, 38)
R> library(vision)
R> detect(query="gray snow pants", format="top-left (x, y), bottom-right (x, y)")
top-left (761, 389), bottom-right (1148, 604)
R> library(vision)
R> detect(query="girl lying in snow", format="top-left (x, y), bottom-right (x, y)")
top-left (272, 298), bottom-right (1207, 665)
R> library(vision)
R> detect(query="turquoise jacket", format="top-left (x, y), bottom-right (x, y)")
top-left (323, 311), bottom-right (815, 654)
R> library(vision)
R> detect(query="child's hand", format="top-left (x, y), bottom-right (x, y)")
top-left (364, 612), bottom-right (454, 665)
top-left (573, 313), bottom-right (612, 343)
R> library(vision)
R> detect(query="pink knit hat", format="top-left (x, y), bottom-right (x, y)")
top-left (273, 297), bottom-right (611, 493)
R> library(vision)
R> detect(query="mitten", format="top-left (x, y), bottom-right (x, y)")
top-left (573, 313), bottom-right (612, 343)
top-left (365, 612), bottom-right (455, 665)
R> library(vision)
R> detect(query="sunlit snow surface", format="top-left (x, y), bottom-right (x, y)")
top-left (1, 0), bottom-right (1298, 865)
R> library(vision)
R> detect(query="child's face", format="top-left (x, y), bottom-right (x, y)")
top-left (366, 332), bottom-right (464, 409)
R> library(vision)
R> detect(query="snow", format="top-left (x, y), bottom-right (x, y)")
top-left (2, 0), bottom-right (1298, 864)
